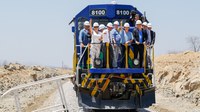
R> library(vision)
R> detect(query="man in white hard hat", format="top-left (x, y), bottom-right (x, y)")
top-left (142, 22), bottom-right (148, 31)
top-left (120, 22), bottom-right (134, 68)
top-left (79, 21), bottom-right (91, 69)
top-left (102, 22), bottom-right (113, 43)
top-left (120, 23), bottom-right (133, 45)
top-left (111, 21), bottom-right (121, 68)
top-left (146, 23), bottom-right (156, 68)
top-left (147, 23), bottom-right (156, 46)
top-left (102, 22), bottom-right (114, 68)
top-left (99, 24), bottom-right (105, 33)
top-left (142, 22), bottom-right (148, 43)
top-left (132, 20), bottom-right (147, 68)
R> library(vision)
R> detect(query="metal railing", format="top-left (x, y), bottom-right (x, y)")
top-left (76, 44), bottom-right (88, 85)
top-left (76, 43), bottom-right (156, 86)
top-left (1, 74), bottom-right (74, 112)
top-left (76, 43), bottom-right (154, 69)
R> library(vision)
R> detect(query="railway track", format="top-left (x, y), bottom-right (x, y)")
top-left (80, 109), bottom-right (151, 112)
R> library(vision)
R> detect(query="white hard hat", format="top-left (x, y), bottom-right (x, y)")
top-left (107, 22), bottom-right (113, 28)
top-left (142, 22), bottom-right (148, 26)
top-left (111, 0), bottom-right (117, 4)
top-left (124, 23), bottom-right (130, 27)
top-left (93, 22), bottom-right (99, 27)
top-left (147, 23), bottom-right (152, 28)
top-left (99, 24), bottom-right (105, 30)
top-left (114, 21), bottom-right (119, 25)
top-left (84, 21), bottom-right (90, 26)
top-left (136, 20), bottom-right (142, 25)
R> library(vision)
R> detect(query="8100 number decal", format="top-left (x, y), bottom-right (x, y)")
top-left (90, 9), bottom-right (106, 16)
top-left (116, 9), bottom-right (130, 16)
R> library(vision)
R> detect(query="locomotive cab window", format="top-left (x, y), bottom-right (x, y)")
top-left (78, 17), bottom-right (88, 31)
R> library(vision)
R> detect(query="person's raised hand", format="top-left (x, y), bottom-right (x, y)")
top-left (81, 43), bottom-right (85, 48)
top-left (136, 41), bottom-right (140, 45)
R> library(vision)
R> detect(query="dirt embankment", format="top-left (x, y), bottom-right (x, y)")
top-left (0, 63), bottom-right (71, 112)
top-left (155, 51), bottom-right (200, 106)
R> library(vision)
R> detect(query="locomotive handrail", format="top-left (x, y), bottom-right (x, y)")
top-left (88, 43), bottom-right (152, 70)
top-left (76, 43), bottom-right (154, 75)
top-left (76, 44), bottom-right (89, 85)
top-left (1, 74), bottom-right (73, 112)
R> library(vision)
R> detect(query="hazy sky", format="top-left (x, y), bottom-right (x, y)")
top-left (0, 0), bottom-right (200, 67)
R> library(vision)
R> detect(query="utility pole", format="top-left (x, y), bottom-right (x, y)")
top-left (62, 61), bottom-right (64, 68)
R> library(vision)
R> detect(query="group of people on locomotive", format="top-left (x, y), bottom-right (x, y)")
top-left (79, 11), bottom-right (156, 69)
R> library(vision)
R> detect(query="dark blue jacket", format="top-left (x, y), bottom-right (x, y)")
top-left (79, 29), bottom-right (91, 45)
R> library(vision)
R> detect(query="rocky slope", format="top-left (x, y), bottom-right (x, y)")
top-left (155, 51), bottom-right (200, 106)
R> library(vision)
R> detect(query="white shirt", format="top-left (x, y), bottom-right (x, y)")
top-left (91, 31), bottom-right (102, 44)
top-left (102, 29), bottom-right (112, 43)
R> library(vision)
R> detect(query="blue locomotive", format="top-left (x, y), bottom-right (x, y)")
top-left (70, 1), bottom-right (155, 111)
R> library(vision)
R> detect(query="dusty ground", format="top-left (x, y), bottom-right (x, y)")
top-left (1, 51), bottom-right (200, 112)
top-left (33, 81), bottom-right (200, 112)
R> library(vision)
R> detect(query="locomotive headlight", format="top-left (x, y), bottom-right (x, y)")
top-left (81, 73), bottom-right (86, 79)
top-left (95, 59), bottom-right (101, 66)
top-left (94, 58), bottom-right (102, 68)
top-left (133, 59), bottom-right (140, 66)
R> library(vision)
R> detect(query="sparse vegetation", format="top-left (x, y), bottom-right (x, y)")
top-left (187, 36), bottom-right (200, 52)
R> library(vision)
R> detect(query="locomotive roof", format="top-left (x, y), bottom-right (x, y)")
top-left (71, 4), bottom-right (142, 22)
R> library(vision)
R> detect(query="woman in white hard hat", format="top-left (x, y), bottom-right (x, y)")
top-left (120, 22), bottom-right (134, 68)
top-left (89, 19), bottom-right (102, 68)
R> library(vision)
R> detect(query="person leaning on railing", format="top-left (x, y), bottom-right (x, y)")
top-left (132, 20), bottom-right (148, 68)
top-left (102, 22), bottom-right (114, 68)
top-left (120, 22), bottom-right (134, 68)
top-left (78, 21), bottom-right (91, 69)
top-left (111, 21), bottom-right (122, 68)
top-left (146, 23), bottom-right (156, 68)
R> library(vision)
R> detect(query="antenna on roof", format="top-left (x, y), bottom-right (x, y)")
top-left (111, 0), bottom-right (117, 4)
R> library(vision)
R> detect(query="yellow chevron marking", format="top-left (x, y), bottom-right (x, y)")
top-left (120, 74), bottom-right (125, 78)
top-left (136, 84), bottom-right (142, 95)
top-left (91, 74), bottom-right (106, 96)
top-left (87, 79), bottom-right (96, 89)
top-left (129, 75), bottom-right (135, 84)
top-left (100, 74), bottom-right (106, 79)
top-left (123, 78), bottom-right (129, 84)
top-left (130, 79), bottom-right (136, 84)
top-left (91, 85), bottom-right (98, 96)
top-left (101, 79), bottom-right (110, 92)
top-left (143, 73), bottom-right (152, 85)
top-left (129, 48), bottom-right (134, 59)
top-left (81, 74), bottom-right (91, 88)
